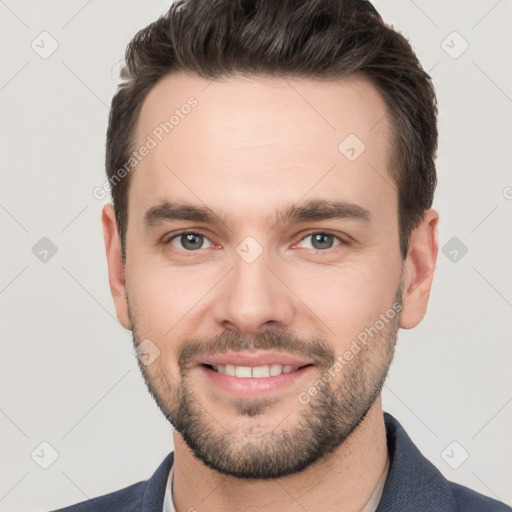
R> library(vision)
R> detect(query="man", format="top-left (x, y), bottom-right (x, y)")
top-left (53, 0), bottom-right (510, 510)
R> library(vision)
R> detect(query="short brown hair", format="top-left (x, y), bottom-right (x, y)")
top-left (106, 0), bottom-right (437, 260)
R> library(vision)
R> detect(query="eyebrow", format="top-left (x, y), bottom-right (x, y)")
top-left (143, 199), bottom-right (370, 228)
top-left (144, 202), bottom-right (224, 226)
top-left (272, 199), bottom-right (370, 226)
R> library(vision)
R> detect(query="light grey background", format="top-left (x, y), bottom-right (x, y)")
top-left (1, 1), bottom-right (511, 511)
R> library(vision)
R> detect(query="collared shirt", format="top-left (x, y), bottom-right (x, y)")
top-left (163, 456), bottom-right (390, 512)
top-left (49, 413), bottom-right (512, 512)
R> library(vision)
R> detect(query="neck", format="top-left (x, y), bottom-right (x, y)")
top-left (171, 398), bottom-right (389, 512)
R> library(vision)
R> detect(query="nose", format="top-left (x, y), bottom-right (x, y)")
top-left (212, 249), bottom-right (296, 334)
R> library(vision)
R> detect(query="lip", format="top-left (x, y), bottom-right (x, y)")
top-left (199, 351), bottom-right (312, 368)
top-left (199, 365), bottom-right (314, 398)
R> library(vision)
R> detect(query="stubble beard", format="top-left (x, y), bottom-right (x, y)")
top-left (130, 287), bottom-right (401, 479)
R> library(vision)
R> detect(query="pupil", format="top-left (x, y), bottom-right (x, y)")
top-left (313, 233), bottom-right (333, 250)
top-left (182, 233), bottom-right (203, 250)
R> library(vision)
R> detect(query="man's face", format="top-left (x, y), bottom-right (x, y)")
top-left (120, 72), bottom-right (405, 478)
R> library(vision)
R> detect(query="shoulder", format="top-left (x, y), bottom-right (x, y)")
top-left (49, 481), bottom-right (146, 512)
top-left (381, 413), bottom-right (511, 512)
top-left (48, 452), bottom-right (174, 512)
top-left (449, 481), bottom-right (511, 512)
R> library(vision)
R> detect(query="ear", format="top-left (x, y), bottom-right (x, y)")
top-left (400, 209), bottom-right (439, 330)
top-left (102, 203), bottom-right (131, 330)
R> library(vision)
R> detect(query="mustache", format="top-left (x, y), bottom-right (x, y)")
top-left (177, 329), bottom-right (335, 371)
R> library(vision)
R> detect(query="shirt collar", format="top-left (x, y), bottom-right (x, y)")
top-left (144, 412), bottom-right (461, 512)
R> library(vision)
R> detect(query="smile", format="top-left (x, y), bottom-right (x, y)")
top-left (207, 364), bottom-right (304, 378)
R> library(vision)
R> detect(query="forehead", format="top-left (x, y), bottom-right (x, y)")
top-left (129, 71), bottom-right (396, 225)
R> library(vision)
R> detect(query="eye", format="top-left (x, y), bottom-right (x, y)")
top-left (297, 232), bottom-right (343, 251)
top-left (167, 232), bottom-right (213, 251)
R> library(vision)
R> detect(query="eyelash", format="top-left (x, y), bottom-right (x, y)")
top-left (163, 230), bottom-right (348, 253)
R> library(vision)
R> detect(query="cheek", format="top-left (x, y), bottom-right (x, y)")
top-left (287, 258), bottom-right (401, 342)
top-left (127, 262), bottom-right (217, 336)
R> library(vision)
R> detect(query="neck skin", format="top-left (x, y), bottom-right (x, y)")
top-left (171, 397), bottom-right (389, 512)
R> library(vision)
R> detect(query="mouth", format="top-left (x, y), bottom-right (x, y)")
top-left (197, 353), bottom-right (316, 398)
top-left (203, 363), bottom-right (313, 378)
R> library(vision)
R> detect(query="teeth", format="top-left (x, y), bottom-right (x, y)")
top-left (235, 366), bottom-right (252, 378)
top-left (224, 364), bottom-right (235, 376)
top-left (211, 364), bottom-right (300, 378)
top-left (251, 365), bottom-right (269, 377)
top-left (269, 364), bottom-right (282, 376)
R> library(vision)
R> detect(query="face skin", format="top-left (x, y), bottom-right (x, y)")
top-left (102, 71), bottom-right (438, 511)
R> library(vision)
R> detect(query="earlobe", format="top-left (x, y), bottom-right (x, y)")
top-left (102, 204), bottom-right (132, 330)
top-left (400, 209), bottom-right (439, 330)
